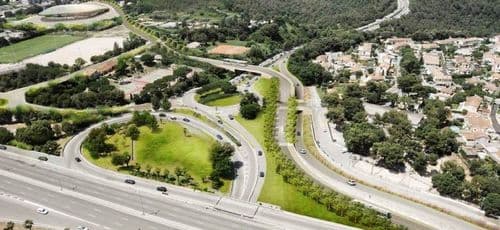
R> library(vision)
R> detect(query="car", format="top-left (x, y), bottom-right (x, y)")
top-left (36, 208), bottom-right (48, 215)
top-left (156, 186), bottom-right (167, 192)
top-left (159, 113), bottom-right (166, 117)
top-left (216, 134), bottom-right (223, 140)
top-left (75, 157), bottom-right (81, 162)
top-left (38, 156), bottom-right (48, 161)
top-left (182, 118), bottom-right (190, 122)
top-left (170, 116), bottom-right (177, 120)
top-left (257, 150), bottom-right (263, 156)
top-left (296, 131), bottom-right (301, 136)
top-left (299, 149), bottom-right (307, 154)
top-left (228, 115), bottom-right (234, 120)
top-left (124, 179), bottom-right (136, 185)
top-left (259, 172), bottom-right (265, 177)
top-left (217, 120), bottom-right (223, 125)
top-left (0, 145), bottom-right (6, 150)
top-left (347, 179), bottom-right (356, 186)
top-left (77, 226), bottom-right (89, 230)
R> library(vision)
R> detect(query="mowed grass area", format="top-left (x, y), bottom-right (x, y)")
top-left (237, 77), bottom-right (350, 224)
top-left (83, 121), bottom-right (229, 192)
top-left (205, 94), bottom-right (241, 107)
top-left (0, 98), bottom-right (7, 107)
top-left (0, 34), bottom-right (85, 63)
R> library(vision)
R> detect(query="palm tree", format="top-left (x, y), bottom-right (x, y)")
top-left (174, 167), bottom-right (184, 185)
top-left (125, 125), bottom-right (140, 160)
top-left (24, 219), bottom-right (33, 230)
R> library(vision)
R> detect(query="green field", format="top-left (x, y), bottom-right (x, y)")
top-left (0, 99), bottom-right (7, 107)
top-left (83, 121), bottom-right (230, 192)
top-left (236, 77), bottom-right (353, 224)
top-left (205, 94), bottom-right (241, 106)
top-left (0, 34), bottom-right (85, 63)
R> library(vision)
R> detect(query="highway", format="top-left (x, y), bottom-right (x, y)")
top-left (0, 151), bottom-right (357, 230)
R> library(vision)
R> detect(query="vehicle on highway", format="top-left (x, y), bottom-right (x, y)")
top-left (228, 115), bottom-right (234, 120)
top-left (216, 134), bottom-right (223, 140)
top-left (157, 186), bottom-right (167, 192)
top-left (77, 226), bottom-right (89, 230)
top-left (259, 172), bottom-right (265, 177)
top-left (299, 149), bottom-right (307, 154)
top-left (257, 150), bottom-right (263, 156)
top-left (124, 179), bottom-right (136, 184)
top-left (0, 145), bottom-right (6, 150)
top-left (183, 118), bottom-right (190, 122)
top-left (217, 119), bottom-right (223, 124)
top-left (170, 116), bottom-right (177, 120)
top-left (159, 113), bottom-right (166, 117)
top-left (38, 156), bottom-right (48, 161)
top-left (296, 131), bottom-right (301, 136)
top-left (75, 157), bottom-right (81, 162)
top-left (347, 179), bottom-right (356, 186)
top-left (36, 207), bottom-right (49, 215)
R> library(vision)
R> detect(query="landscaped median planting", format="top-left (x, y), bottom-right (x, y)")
top-left (252, 78), bottom-right (403, 229)
top-left (285, 97), bottom-right (298, 143)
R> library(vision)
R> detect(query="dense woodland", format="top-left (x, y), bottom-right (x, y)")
top-left (25, 73), bottom-right (128, 109)
top-left (378, 0), bottom-right (500, 39)
top-left (125, 0), bottom-right (396, 29)
top-left (0, 63), bottom-right (68, 92)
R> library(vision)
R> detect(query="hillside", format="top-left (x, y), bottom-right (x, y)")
top-left (125, 0), bottom-right (397, 29)
top-left (378, 0), bottom-right (500, 39)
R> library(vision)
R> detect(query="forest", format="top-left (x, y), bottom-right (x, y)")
top-left (378, 0), bottom-right (500, 39)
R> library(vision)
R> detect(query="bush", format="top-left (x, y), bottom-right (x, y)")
top-left (240, 103), bottom-right (260, 119)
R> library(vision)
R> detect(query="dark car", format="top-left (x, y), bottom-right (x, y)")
top-left (156, 186), bottom-right (167, 192)
top-left (124, 179), bottom-right (136, 185)
top-left (296, 131), bottom-right (301, 136)
top-left (216, 134), bottom-right (223, 140)
top-left (182, 118), bottom-right (190, 122)
top-left (170, 116), bottom-right (177, 120)
top-left (217, 120), bottom-right (223, 125)
top-left (75, 157), bottom-right (81, 162)
top-left (38, 156), bottom-right (48, 161)
top-left (0, 145), bottom-right (6, 150)
top-left (259, 172), bottom-right (265, 177)
top-left (257, 150), bottom-right (263, 156)
top-left (159, 113), bottom-right (166, 117)
top-left (228, 115), bottom-right (234, 120)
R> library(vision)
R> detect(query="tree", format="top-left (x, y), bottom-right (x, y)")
top-left (432, 172), bottom-right (463, 198)
top-left (240, 93), bottom-right (259, 106)
top-left (240, 103), bottom-right (260, 119)
top-left (72, 57), bottom-right (86, 70)
top-left (0, 109), bottom-right (12, 124)
top-left (140, 53), bottom-right (155, 67)
top-left (24, 219), bottom-right (33, 230)
top-left (0, 127), bottom-right (14, 144)
top-left (342, 97), bottom-right (364, 121)
top-left (482, 193), bottom-right (500, 217)
top-left (15, 120), bottom-right (54, 146)
top-left (372, 141), bottom-right (405, 171)
top-left (161, 97), bottom-right (171, 111)
top-left (126, 124), bottom-right (140, 159)
top-left (4, 221), bottom-right (14, 230)
top-left (397, 74), bottom-right (421, 93)
top-left (111, 153), bottom-right (131, 167)
top-left (343, 122), bottom-right (385, 155)
top-left (85, 127), bottom-right (112, 158)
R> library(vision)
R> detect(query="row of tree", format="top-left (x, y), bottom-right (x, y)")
top-left (209, 142), bottom-right (235, 189)
top-left (260, 78), bottom-right (403, 229)
top-left (0, 63), bottom-right (68, 92)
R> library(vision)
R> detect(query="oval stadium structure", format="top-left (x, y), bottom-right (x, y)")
top-left (39, 3), bottom-right (109, 20)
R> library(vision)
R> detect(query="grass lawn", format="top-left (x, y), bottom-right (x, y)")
top-left (0, 98), bottom-right (7, 107)
top-left (236, 77), bottom-right (354, 225)
top-left (205, 94), bottom-right (241, 107)
top-left (253, 77), bottom-right (273, 96)
top-left (83, 121), bottom-right (230, 193)
top-left (0, 34), bottom-right (85, 63)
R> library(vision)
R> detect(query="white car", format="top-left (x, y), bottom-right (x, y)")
top-left (77, 226), bottom-right (89, 230)
top-left (347, 179), bottom-right (357, 186)
top-left (299, 149), bottom-right (307, 154)
top-left (36, 207), bottom-right (49, 215)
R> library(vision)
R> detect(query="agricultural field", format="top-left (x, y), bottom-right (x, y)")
top-left (0, 34), bottom-right (85, 63)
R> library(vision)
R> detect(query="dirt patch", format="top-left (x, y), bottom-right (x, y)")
top-left (208, 44), bottom-right (249, 55)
